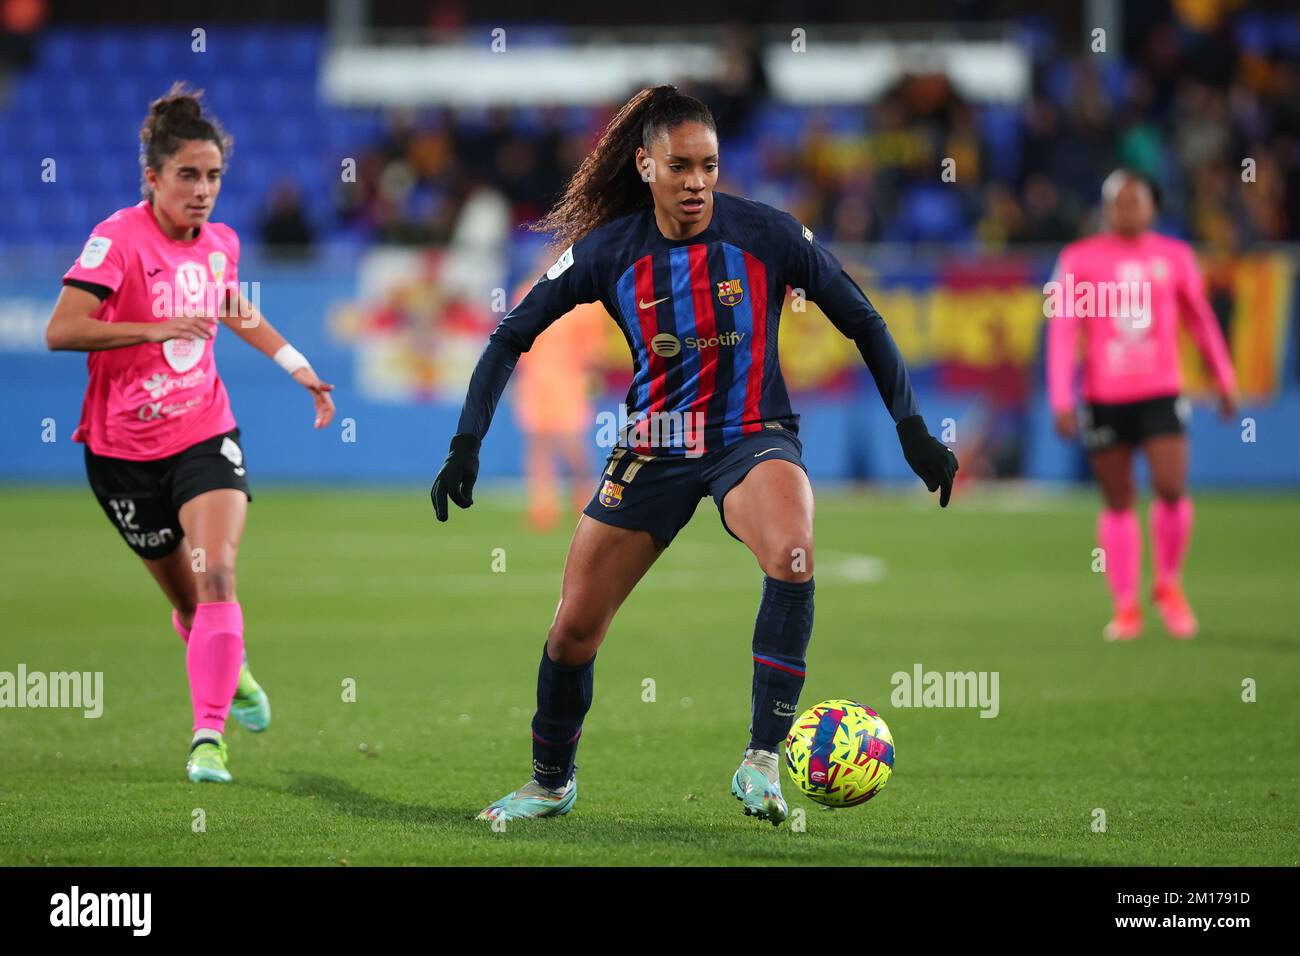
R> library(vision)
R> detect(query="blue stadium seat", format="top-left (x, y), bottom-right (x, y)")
top-left (92, 31), bottom-right (134, 73)
top-left (887, 183), bottom-right (971, 244)
top-left (285, 31), bottom-right (322, 70)
top-left (109, 79), bottom-right (153, 118)
top-left (827, 104), bottom-right (866, 135)
top-left (12, 118), bottom-right (56, 153)
top-left (37, 32), bottom-right (78, 73)
top-left (134, 33), bottom-right (175, 72)
top-left (7, 196), bottom-right (40, 240)
top-left (753, 102), bottom-right (807, 141)
top-left (979, 104), bottom-right (1022, 182)
top-left (234, 30), bottom-right (276, 71)
top-left (9, 75), bottom-right (50, 116)
top-left (1238, 13), bottom-right (1300, 56)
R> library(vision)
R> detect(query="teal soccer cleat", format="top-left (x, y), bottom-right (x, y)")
top-left (186, 738), bottom-right (232, 784)
top-left (229, 661), bottom-right (271, 733)
top-left (476, 777), bottom-right (577, 822)
top-left (731, 748), bottom-right (788, 825)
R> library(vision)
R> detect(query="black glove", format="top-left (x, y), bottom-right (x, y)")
top-left (897, 415), bottom-right (959, 508)
top-left (431, 433), bottom-right (481, 522)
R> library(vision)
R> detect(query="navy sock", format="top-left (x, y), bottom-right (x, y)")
top-left (531, 643), bottom-right (594, 789)
top-left (749, 575), bottom-right (814, 752)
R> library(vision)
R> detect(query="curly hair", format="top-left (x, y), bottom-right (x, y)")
top-left (531, 85), bottom-right (716, 247)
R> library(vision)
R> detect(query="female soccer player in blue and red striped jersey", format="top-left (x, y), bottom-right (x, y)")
top-left (432, 85), bottom-right (957, 824)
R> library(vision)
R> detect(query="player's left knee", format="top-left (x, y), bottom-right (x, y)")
top-left (762, 536), bottom-right (814, 582)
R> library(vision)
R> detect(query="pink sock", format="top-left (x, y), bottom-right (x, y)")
top-left (1098, 508), bottom-right (1140, 611)
top-left (1151, 496), bottom-right (1193, 589)
top-left (186, 601), bottom-right (245, 734)
top-left (171, 609), bottom-right (191, 644)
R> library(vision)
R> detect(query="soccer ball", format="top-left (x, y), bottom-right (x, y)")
top-left (784, 699), bottom-right (894, 807)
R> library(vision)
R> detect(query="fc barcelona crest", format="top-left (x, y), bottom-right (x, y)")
top-left (599, 479), bottom-right (624, 508)
top-left (716, 278), bottom-right (745, 307)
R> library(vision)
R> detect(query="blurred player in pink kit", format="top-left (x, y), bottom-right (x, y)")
top-left (1047, 170), bottom-right (1238, 642)
top-left (45, 84), bottom-right (336, 782)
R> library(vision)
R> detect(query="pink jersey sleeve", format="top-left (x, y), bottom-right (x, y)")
top-left (63, 220), bottom-right (131, 295)
top-left (1174, 243), bottom-right (1237, 397)
top-left (1045, 244), bottom-right (1081, 414)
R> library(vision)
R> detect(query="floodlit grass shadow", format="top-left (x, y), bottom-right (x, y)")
top-left (1197, 631), bottom-right (1300, 654)
top-left (258, 771), bottom-right (469, 827)
top-left (580, 818), bottom-right (1102, 866)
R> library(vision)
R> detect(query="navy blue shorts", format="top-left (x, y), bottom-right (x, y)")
top-left (581, 427), bottom-right (808, 547)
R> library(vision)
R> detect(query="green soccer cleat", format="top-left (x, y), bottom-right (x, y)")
top-left (476, 777), bottom-right (577, 822)
top-left (731, 748), bottom-right (788, 826)
top-left (230, 661), bottom-right (271, 733)
top-left (187, 738), bottom-right (232, 784)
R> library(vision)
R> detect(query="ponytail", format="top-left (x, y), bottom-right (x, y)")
top-left (532, 85), bottom-right (715, 247)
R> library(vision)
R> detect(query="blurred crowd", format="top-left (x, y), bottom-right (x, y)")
top-left (326, 5), bottom-right (1300, 250)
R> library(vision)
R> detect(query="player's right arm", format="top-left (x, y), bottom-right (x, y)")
top-left (431, 239), bottom-right (600, 522)
top-left (46, 285), bottom-right (214, 351)
top-left (47, 228), bottom-right (214, 352)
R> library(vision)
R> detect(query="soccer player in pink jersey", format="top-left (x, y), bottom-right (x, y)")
top-left (1047, 170), bottom-right (1238, 642)
top-left (45, 84), bottom-right (336, 782)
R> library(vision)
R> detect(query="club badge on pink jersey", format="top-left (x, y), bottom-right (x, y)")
top-left (163, 337), bottom-right (206, 373)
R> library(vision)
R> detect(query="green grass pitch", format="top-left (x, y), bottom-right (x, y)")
top-left (0, 485), bottom-right (1296, 866)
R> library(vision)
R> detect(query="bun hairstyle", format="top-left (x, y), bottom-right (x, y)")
top-left (139, 82), bottom-right (233, 199)
top-left (532, 84), bottom-right (717, 248)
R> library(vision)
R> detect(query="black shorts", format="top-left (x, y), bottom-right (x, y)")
top-left (581, 426), bottom-right (807, 548)
top-left (84, 428), bottom-right (252, 559)
top-left (1079, 395), bottom-right (1189, 452)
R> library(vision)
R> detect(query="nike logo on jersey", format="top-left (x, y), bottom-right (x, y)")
top-left (754, 447), bottom-right (781, 458)
top-left (638, 296), bottom-right (670, 310)
top-left (147, 268), bottom-right (162, 277)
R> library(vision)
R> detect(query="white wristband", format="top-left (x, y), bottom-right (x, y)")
top-left (273, 344), bottom-right (310, 375)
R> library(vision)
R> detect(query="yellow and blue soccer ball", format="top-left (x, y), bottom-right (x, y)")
top-left (784, 699), bottom-right (894, 807)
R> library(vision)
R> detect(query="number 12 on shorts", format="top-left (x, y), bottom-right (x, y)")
top-left (108, 498), bottom-right (139, 530)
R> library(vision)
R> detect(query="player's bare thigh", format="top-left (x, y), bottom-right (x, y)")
top-left (547, 514), bottom-right (667, 665)
top-left (1089, 444), bottom-right (1136, 510)
top-left (1143, 434), bottom-right (1188, 502)
top-left (177, 489), bottom-right (248, 604)
top-left (721, 459), bottom-right (815, 583)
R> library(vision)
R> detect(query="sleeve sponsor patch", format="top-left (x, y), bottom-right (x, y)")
top-left (79, 236), bottom-right (113, 269)
top-left (545, 246), bottom-right (574, 280)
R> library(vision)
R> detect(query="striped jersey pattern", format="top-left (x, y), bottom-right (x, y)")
top-left (456, 190), bottom-right (903, 456)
